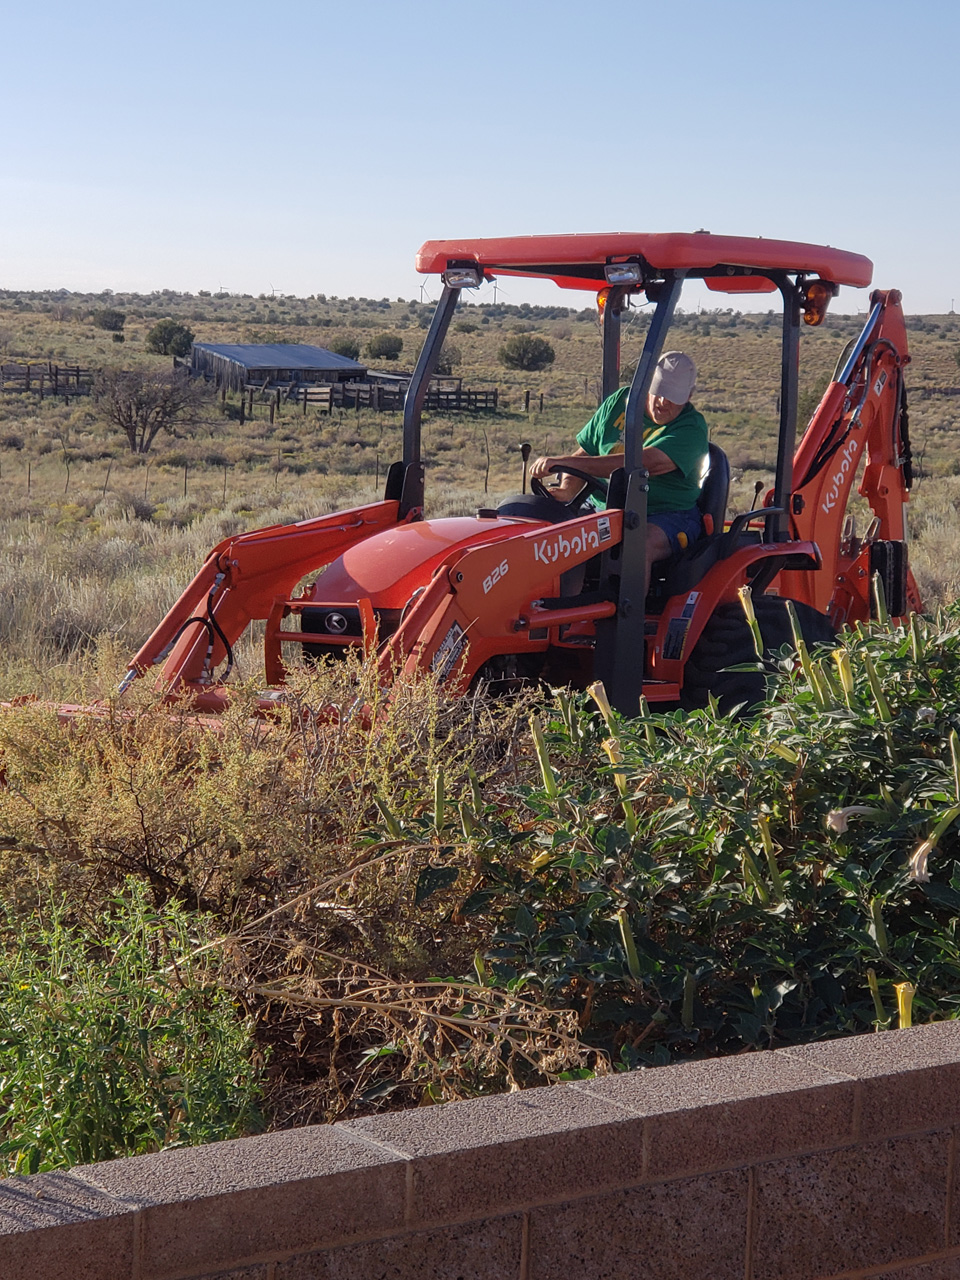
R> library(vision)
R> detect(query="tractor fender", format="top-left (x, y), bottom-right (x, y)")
top-left (650, 540), bottom-right (821, 682)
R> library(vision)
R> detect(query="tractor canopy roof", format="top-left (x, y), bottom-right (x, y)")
top-left (415, 231), bottom-right (873, 295)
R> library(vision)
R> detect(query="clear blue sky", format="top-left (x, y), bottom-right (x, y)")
top-left (2, 0), bottom-right (958, 313)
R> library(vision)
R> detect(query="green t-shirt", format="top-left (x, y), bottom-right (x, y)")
top-left (576, 386), bottom-right (708, 514)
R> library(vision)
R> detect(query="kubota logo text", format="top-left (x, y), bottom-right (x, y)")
top-left (533, 523), bottom-right (606, 566)
top-left (821, 437), bottom-right (860, 513)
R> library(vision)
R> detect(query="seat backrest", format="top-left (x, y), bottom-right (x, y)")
top-left (697, 443), bottom-right (730, 537)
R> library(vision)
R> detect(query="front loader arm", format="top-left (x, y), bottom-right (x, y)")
top-left (125, 500), bottom-right (401, 695)
top-left (779, 289), bottom-right (920, 623)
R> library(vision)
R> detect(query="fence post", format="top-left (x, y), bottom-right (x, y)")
top-left (539, 393), bottom-right (544, 412)
top-left (524, 389), bottom-right (530, 413)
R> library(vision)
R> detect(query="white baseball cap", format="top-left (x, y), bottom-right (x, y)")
top-left (650, 351), bottom-right (696, 404)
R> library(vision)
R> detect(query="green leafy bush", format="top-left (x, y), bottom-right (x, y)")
top-left (0, 882), bottom-right (262, 1173)
top-left (329, 335), bottom-right (361, 361)
top-left (472, 605), bottom-right (960, 1066)
top-left (145, 318), bottom-right (195, 357)
top-left (366, 332), bottom-right (403, 361)
top-left (91, 308), bottom-right (126, 332)
top-left (498, 334), bottom-right (555, 371)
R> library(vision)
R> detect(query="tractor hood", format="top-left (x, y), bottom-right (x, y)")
top-left (307, 514), bottom-right (537, 609)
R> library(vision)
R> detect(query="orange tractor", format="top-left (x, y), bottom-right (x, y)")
top-left (117, 232), bottom-right (920, 717)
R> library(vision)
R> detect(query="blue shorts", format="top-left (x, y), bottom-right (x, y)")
top-left (649, 507), bottom-right (702, 553)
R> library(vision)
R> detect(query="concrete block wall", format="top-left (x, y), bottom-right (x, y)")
top-left (4, 1021), bottom-right (960, 1279)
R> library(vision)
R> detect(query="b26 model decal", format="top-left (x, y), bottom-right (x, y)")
top-left (532, 518), bottom-right (612, 567)
top-left (821, 436), bottom-right (860, 513)
top-left (482, 560), bottom-right (509, 595)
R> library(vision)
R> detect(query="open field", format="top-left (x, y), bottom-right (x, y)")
top-left (2, 288), bottom-right (960, 1172)
top-left (1, 287), bottom-right (959, 698)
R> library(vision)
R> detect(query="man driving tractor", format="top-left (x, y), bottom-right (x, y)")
top-left (529, 351), bottom-right (708, 594)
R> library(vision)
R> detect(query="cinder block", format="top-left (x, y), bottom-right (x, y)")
top-left (784, 1021), bottom-right (960, 1139)
top-left (197, 1269), bottom-right (269, 1280)
top-left (71, 1126), bottom-right (407, 1278)
top-left (341, 1081), bottom-right (643, 1226)
top-left (751, 1132), bottom-right (950, 1280)
top-left (860, 1258), bottom-right (960, 1280)
top-left (0, 1171), bottom-right (135, 1280)
top-left (275, 1214), bottom-right (523, 1280)
top-left (577, 1048), bottom-right (855, 1179)
top-left (528, 1169), bottom-right (749, 1280)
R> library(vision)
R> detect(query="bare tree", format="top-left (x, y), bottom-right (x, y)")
top-left (95, 367), bottom-right (207, 454)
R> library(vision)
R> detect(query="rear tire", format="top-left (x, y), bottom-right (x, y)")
top-left (680, 595), bottom-right (835, 716)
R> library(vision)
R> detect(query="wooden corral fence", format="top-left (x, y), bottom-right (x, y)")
top-left (0, 362), bottom-right (93, 398)
top-left (233, 381), bottom-right (502, 420)
top-left (335, 383), bottom-right (499, 413)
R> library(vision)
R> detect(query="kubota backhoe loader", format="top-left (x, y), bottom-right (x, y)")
top-left (116, 232), bottom-right (920, 717)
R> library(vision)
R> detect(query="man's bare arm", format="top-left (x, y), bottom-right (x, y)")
top-left (528, 447), bottom-right (610, 501)
top-left (642, 446), bottom-right (677, 476)
top-left (529, 445), bottom-right (677, 503)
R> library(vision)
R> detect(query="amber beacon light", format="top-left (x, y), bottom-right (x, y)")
top-left (802, 279), bottom-right (836, 326)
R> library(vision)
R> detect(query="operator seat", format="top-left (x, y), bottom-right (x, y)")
top-left (695, 442), bottom-right (731, 540)
top-left (651, 443), bottom-right (731, 599)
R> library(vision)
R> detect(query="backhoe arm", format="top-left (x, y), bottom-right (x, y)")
top-left (779, 289), bottom-right (921, 624)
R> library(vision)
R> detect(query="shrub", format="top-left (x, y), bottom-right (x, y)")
top-left (498, 334), bottom-right (555, 371)
top-left (329, 336), bottom-right (361, 361)
top-left (0, 882), bottom-right (262, 1173)
top-left (91, 308), bottom-right (126, 332)
top-left (145, 318), bottom-right (195, 357)
top-left (454, 320), bottom-right (478, 334)
top-left (473, 605), bottom-right (960, 1066)
top-left (0, 664), bottom-right (591, 1125)
top-left (366, 333), bottom-right (403, 361)
top-left (436, 342), bottom-right (462, 375)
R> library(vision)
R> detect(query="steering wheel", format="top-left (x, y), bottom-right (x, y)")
top-left (531, 464), bottom-right (609, 510)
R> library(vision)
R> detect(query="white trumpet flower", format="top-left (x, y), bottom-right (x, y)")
top-left (825, 806), bottom-right (885, 835)
top-left (907, 840), bottom-right (933, 883)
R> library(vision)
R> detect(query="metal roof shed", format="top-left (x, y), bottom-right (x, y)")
top-left (191, 343), bottom-right (367, 391)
